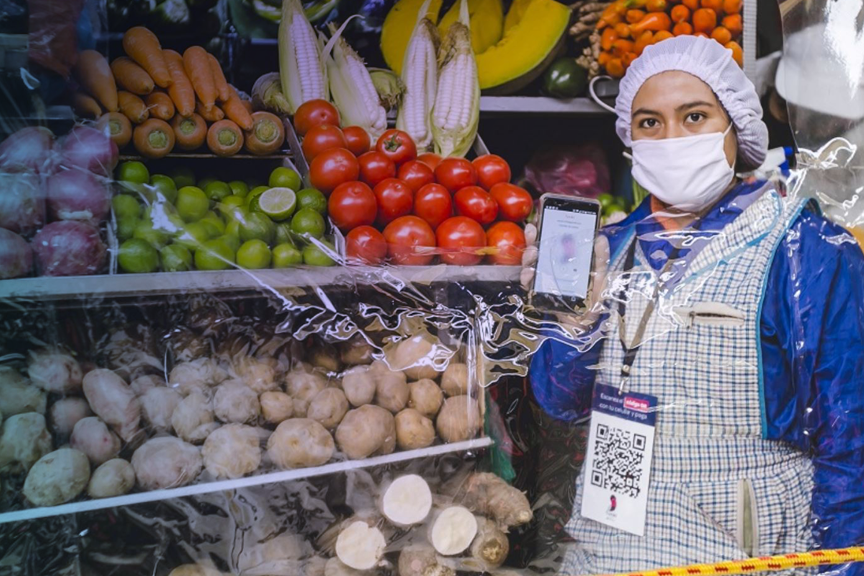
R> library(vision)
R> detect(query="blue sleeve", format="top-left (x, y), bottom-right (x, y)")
top-left (528, 334), bottom-right (602, 423)
top-left (761, 209), bottom-right (864, 560)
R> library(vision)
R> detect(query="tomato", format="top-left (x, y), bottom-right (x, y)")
top-left (472, 154), bottom-right (511, 190)
top-left (346, 225), bottom-right (387, 265)
top-left (375, 129), bottom-right (417, 166)
top-left (397, 160), bottom-right (435, 193)
top-left (357, 151), bottom-right (397, 188)
top-left (436, 216), bottom-right (486, 266)
top-left (413, 183), bottom-right (452, 230)
top-left (374, 178), bottom-right (414, 226)
top-left (383, 215), bottom-right (436, 266)
top-left (417, 153), bottom-right (442, 170)
top-left (294, 100), bottom-right (340, 136)
top-left (454, 186), bottom-right (498, 225)
top-left (489, 183), bottom-right (533, 222)
top-left (309, 148), bottom-right (360, 195)
top-left (435, 158), bottom-right (477, 192)
top-left (343, 126), bottom-right (371, 156)
top-left (328, 181), bottom-right (377, 232)
top-left (486, 221), bottom-right (526, 265)
top-left (301, 124), bottom-right (347, 161)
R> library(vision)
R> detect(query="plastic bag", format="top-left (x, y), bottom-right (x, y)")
top-left (523, 143), bottom-right (611, 199)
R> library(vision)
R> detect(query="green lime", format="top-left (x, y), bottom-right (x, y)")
top-left (273, 243), bottom-right (303, 268)
top-left (238, 212), bottom-right (275, 244)
top-left (200, 211), bottom-right (226, 237)
top-left (149, 174), bottom-right (178, 205)
top-left (170, 167), bottom-right (196, 189)
top-left (204, 181), bottom-right (232, 203)
top-left (303, 241), bottom-right (336, 266)
top-left (274, 222), bottom-right (295, 246)
top-left (160, 244), bottom-right (192, 272)
top-left (237, 239), bottom-right (272, 269)
top-left (597, 193), bottom-right (615, 211)
top-left (173, 222), bottom-right (211, 251)
top-left (218, 199), bottom-right (246, 222)
top-left (177, 186), bottom-right (210, 222)
top-left (218, 233), bottom-right (241, 253)
top-left (194, 238), bottom-right (236, 271)
top-left (117, 161), bottom-right (150, 185)
top-left (220, 195), bottom-right (246, 211)
top-left (119, 238), bottom-right (160, 273)
top-left (145, 202), bottom-right (184, 233)
top-left (225, 219), bottom-right (241, 239)
top-left (269, 167), bottom-right (302, 191)
top-left (112, 195), bottom-right (141, 220)
top-left (198, 177), bottom-right (216, 190)
top-left (116, 216), bottom-right (139, 241)
top-left (246, 186), bottom-right (270, 212)
top-left (228, 180), bottom-right (249, 198)
top-left (133, 220), bottom-right (170, 249)
top-left (295, 188), bottom-right (327, 215)
top-left (256, 187), bottom-right (296, 221)
top-left (290, 208), bottom-right (326, 241)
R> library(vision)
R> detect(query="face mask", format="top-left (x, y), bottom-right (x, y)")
top-left (630, 123), bottom-right (734, 212)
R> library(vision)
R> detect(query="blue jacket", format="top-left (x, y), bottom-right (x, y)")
top-left (529, 181), bottom-right (864, 560)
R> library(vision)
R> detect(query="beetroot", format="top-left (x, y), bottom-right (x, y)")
top-left (0, 227), bottom-right (33, 279)
top-left (58, 125), bottom-right (119, 176)
top-left (46, 168), bottom-right (111, 223)
top-left (0, 127), bottom-right (55, 173)
top-left (31, 221), bottom-right (106, 277)
top-left (0, 171), bottom-right (45, 235)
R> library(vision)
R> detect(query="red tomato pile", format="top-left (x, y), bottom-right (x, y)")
top-left (293, 99), bottom-right (530, 266)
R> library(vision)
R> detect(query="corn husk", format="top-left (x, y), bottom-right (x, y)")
top-left (369, 68), bottom-right (406, 111)
top-left (278, 0), bottom-right (328, 114)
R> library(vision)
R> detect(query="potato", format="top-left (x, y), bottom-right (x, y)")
top-left (440, 363), bottom-right (469, 397)
top-left (373, 362), bottom-right (409, 413)
top-left (172, 391), bottom-right (219, 444)
top-left (341, 365), bottom-right (376, 407)
top-left (132, 436), bottom-right (202, 490)
top-left (213, 380), bottom-right (260, 424)
top-left (395, 409), bottom-right (436, 450)
top-left (435, 396), bottom-right (481, 443)
top-left (233, 357), bottom-right (278, 393)
top-left (238, 533), bottom-right (314, 574)
top-left (309, 342), bottom-right (342, 374)
top-left (335, 405), bottom-right (396, 459)
top-left (260, 391), bottom-right (294, 424)
top-left (339, 336), bottom-right (374, 366)
top-left (27, 351), bottom-right (83, 394)
top-left (82, 368), bottom-right (141, 442)
top-left (307, 388), bottom-right (349, 429)
top-left (169, 358), bottom-right (228, 393)
top-left (388, 335), bottom-right (447, 380)
top-left (23, 448), bottom-right (90, 506)
top-left (49, 397), bottom-right (92, 436)
top-left (0, 367), bottom-right (47, 416)
top-left (408, 379), bottom-right (444, 417)
top-left (284, 367), bottom-right (328, 417)
top-left (0, 412), bottom-right (53, 474)
top-left (168, 565), bottom-right (224, 576)
top-left (130, 374), bottom-right (166, 396)
top-left (88, 458), bottom-right (135, 498)
top-left (70, 417), bottom-right (121, 466)
top-left (140, 387), bottom-right (182, 432)
top-left (267, 418), bottom-right (334, 469)
top-left (202, 424), bottom-right (261, 479)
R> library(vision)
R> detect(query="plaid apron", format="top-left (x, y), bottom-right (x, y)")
top-left (561, 189), bottom-right (816, 575)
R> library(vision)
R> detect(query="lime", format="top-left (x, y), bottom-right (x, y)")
top-left (119, 238), bottom-right (160, 273)
top-left (228, 180), bottom-right (249, 198)
top-left (218, 233), bottom-right (241, 253)
top-left (303, 241), bottom-right (337, 266)
top-left (246, 186), bottom-right (270, 211)
top-left (269, 167), bottom-right (302, 191)
top-left (296, 188), bottom-right (327, 215)
top-left (133, 220), bottom-right (170, 249)
top-left (290, 208), bottom-right (326, 240)
top-left (177, 186), bottom-right (210, 222)
top-left (225, 219), bottom-right (241, 239)
top-left (237, 239), bottom-right (272, 269)
top-left (170, 167), bottom-right (196, 189)
top-left (274, 222), bottom-right (295, 246)
top-left (198, 177), bottom-right (216, 190)
top-left (256, 187), bottom-right (296, 221)
top-left (200, 211), bottom-right (226, 237)
top-left (597, 193), bottom-right (615, 211)
top-left (204, 181), bottom-right (232, 203)
top-left (112, 195), bottom-right (141, 220)
top-left (173, 222), bottom-right (211, 251)
top-left (220, 195), bottom-right (245, 211)
top-left (218, 199), bottom-right (246, 222)
top-left (194, 238), bottom-right (236, 271)
top-left (239, 212), bottom-right (275, 244)
top-left (160, 244), bottom-right (192, 272)
top-left (145, 202), bottom-right (184, 233)
top-left (273, 243), bottom-right (303, 268)
top-left (149, 174), bottom-right (178, 205)
top-left (116, 216), bottom-right (139, 241)
top-left (118, 161), bottom-right (150, 185)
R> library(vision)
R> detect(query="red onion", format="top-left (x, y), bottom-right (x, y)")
top-left (58, 125), bottom-right (119, 176)
top-left (32, 221), bottom-right (106, 277)
top-left (46, 168), bottom-right (111, 223)
top-left (0, 171), bottom-right (45, 235)
top-left (0, 127), bottom-right (55, 173)
top-left (0, 227), bottom-right (33, 279)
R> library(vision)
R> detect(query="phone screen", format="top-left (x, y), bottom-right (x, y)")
top-left (533, 196), bottom-right (600, 303)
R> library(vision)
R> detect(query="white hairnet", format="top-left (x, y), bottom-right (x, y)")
top-left (615, 36), bottom-right (769, 169)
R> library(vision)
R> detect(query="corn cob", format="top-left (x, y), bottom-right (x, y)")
top-left (396, 0), bottom-right (440, 150)
top-left (278, 0), bottom-right (328, 114)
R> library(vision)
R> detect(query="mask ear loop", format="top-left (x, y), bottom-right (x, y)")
top-left (589, 76), bottom-right (618, 114)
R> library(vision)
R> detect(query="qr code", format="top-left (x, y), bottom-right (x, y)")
top-left (589, 424), bottom-right (646, 498)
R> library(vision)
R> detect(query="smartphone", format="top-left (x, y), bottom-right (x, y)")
top-left (531, 194), bottom-right (602, 312)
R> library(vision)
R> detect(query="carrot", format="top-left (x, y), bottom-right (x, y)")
top-left (171, 113), bottom-right (208, 151)
top-left (692, 7), bottom-right (717, 32)
top-left (122, 27), bottom-right (171, 88)
top-left (196, 100), bottom-right (224, 122)
top-left (626, 9), bottom-right (646, 23)
top-left (634, 30), bottom-right (655, 55)
top-left (183, 46), bottom-right (217, 112)
top-left (71, 92), bottom-right (102, 119)
top-left (623, 52), bottom-right (638, 66)
top-left (163, 50), bottom-right (195, 117)
top-left (598, 51), bottom-right (612, 66)
top-left (118, 91), bottom-right (149, 124)
top-left (110, 57), bottom-right (154, 95)
top-left (133, 118), bottom-right (175, 159)
top-left (601, 28), bottom-right (619, 51)
top-left (646, 0), bottom-right (667, 11)
top-left (244, 111), bottom-right (285, 156)
top-left (207, 119), bottom-right (244, 157)
top-left (654, 30), bottom-right (674, 41)
top-left (630, 12), bottom-right (671, 33)
top-left (97, 112), bottom-right (132, 148)
top-left (673, 21), bottom-right (693, 35)
top-left (612, 39), bottom-right (635, 57)
top-left (220, 86), bottom-right (254, 131)
top-left (207, 53), bottom-right (230, 102)
top-left (606, 58), bottom-right (626, 78)
top-left (145, 91), bottom-right (175, 121)
top-left (670, 4), bottom-right (690, 22)
top-left (241, 99), bottom-right (253, 115)
top-left (614, 23), bottom-right (631, 38)
top-left (74, 50), bottom-right (118, 112)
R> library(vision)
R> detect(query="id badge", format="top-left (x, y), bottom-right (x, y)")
top-left (580, 384), bottom-right (657, 536)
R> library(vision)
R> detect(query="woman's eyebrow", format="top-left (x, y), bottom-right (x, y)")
top-left (633, 107), bottom-right (661, 116)
top-left (675, 100), bottom-right (715, 112)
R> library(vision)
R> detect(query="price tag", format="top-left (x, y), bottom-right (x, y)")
top-left (580, 384), bottom-right (657, 536)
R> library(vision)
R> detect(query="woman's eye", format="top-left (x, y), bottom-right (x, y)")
top-left (686, 112), bottom-right (705, 123)
top-left (639, 118), bottom-right (658, 129)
